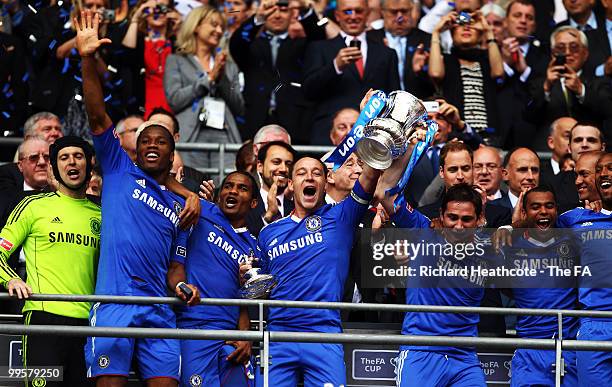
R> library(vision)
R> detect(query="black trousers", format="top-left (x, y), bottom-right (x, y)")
top-left (23, 310), bottom-right (94, 387)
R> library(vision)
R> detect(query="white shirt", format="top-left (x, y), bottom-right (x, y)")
top-left (334, 31), bottom-right (368, 74)
top-left (488, 189), bottom-right (502, 201)
top-left (259, 186), bottom-right (285, 216)
top-left (385, 31), bottom-right (407, 90)
top-left (508, 190), bottom-right (520, 209)
top-left (503, 42), bottom-right (532, 82)
top-left (23, 181), bottom-right (35, 191)
top-left (550, 158), bottom-right (560, 175)
top-left (569, 12), bottom-right (598, 31)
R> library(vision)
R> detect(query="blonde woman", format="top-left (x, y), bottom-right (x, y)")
top-left (164, 6), bottom-right (244, 172)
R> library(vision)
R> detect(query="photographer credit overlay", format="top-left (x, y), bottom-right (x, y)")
top-left (359, 228), bottom-right (605, 290)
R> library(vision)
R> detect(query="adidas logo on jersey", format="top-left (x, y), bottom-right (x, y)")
top-left (136, 179), bottom-right (146, 188)
top-left (581, 222), bottom-right (593, 227)
top-left (269, 238), bottom-right (278, 247)
top-left (51, 216), bottom-right (62, 224)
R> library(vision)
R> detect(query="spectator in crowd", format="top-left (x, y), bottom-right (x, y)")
top-left (367, 0), bottom-right (433, 97)
top-left (0, 29), bottom-right (27, 139)
top-left (473, 146), bottom-right (507, 204)
top-left (497, 0), bottom-right (550, 149)
top-left (501, 147), bottom-right (540, 209)
top-left (0, 136), bottom-right (100, 387)
top-left (595, 0), bottom-right (612, 77)
top-left (303, 0), bottom-right (400, 145)
top-left (557, 0), bottom-right (609, 74)
top-left (246, 141), bottom-right (296, 236)
top-left (223, 0), bottom-right (254, 36)
top-left (568, 122), bottom-right (606, 162)
top-left (122, 0), bottom-right (183, 117)
top-left (229, 0), bottom-right (326, 143)
top-left (541, 116), bottom-right (576, 182)
top-left (236, 140), bottom-right (257, 173)
top-left (526, 26), bottom-right (612, 143)
top-left (116, 115), bottom-right (145, 161)
top-left (87, 166), bottom-right (104, 198)
top-left (575, 150), bottom-right (604, 204)
top-left (481, 2), bottom-right (505, 44)
top-left (428, 9), bottom-right (504, 145)
top-left (406, 99), bottom-right (481, 207)
top-left (560, 153), bottom-right (576, 172)
top-left (329, 107), bottom-right (359, 145)
top-left (252, 124), bottom-right (292, 157)
top-left (419, 141), bottom-right (511, 228)
top-left (165, 6), bottom-right (244, 170)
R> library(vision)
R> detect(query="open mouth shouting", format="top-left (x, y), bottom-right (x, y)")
top-left (224, 195), bottom-right (239, 209)
top-left (535, 218), bottom-right (552, 230)
top-left (66, 168), bottom-right (81, 181)
top-left (302, 185), bottom-right (317, 202)
top-left (145, 151), bottom-right (160, 162)
top-left (600, 179), bottom-right (612, 195)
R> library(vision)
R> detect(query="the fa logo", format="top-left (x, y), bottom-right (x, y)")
top-left (305, 215), bottom-right (322, 232)
top-left (189, 374), bottom-right (202, 386)
top-left (98, 355), bottom-right (110, 369)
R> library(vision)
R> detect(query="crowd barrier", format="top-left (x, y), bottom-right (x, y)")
top-left (0, 293), bottom-right (610, 387)
top-left (0, 138), bottom-right (553, 181)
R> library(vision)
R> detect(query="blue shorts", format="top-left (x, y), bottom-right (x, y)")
top-left (84, 303), bottom-right (180, 381)
top-left (181, 339), bottom-right (254, 387)
top-left (576, 319), bottom-right (612, 386)
top-left (395, 350), bottom-right (486, 387)
top-left (255, 342), bottom-right (346, 387)
top-left (511, 348), bottom-right (577, 387)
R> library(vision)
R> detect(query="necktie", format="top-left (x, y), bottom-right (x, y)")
top-left (277, 198), bottom-right (282, 216)
top-left (430, 146), bottom-right (440, 172)
top-left (580, 24), bottom-right (593, 32)
top-left (269, 35), bottom-right (281, 110)
top-left (352, 38), bottom-right (364, 79)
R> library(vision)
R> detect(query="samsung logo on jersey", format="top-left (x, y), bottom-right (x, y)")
top-left (207, 231), bottom-right (249, 263)
top-left (49, 232), bottom-right (99, 248)
top-left (267, 232), bottom-right (323, 260)
top-left (580, 230), bottom-right (612, 241)
top-left (513, 257), bottom-right (575, 270)
top-left (132, 189), bottom-right (179, 226)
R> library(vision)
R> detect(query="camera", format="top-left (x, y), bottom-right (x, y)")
top-left (455, 11), bottom-right (472, 26)
top-left (154, 4), bottom-right (170, 14)
top-left (277, 0), bottom-right (289, 7)
top-left (101, 8), bottom-right (115, 22)
top-left (423, 101), bottom-right (440, 113)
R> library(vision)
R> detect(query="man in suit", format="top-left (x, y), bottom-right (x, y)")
top-left (303, 0), bottom-right (400, 145)
top-left (246, 141), bottom-right (296, 236)
top-left (418, 142), bottom-right (511, 228)
top-left (0, 111), bottom-right (63, 192)
top-left (367, 0), bottom-right (433, 97)
top-left (541, 117), bottom-right (577, 184)
top-left (596, 0), bottom-right (612, 77)
top-left (557, 0), bottom-right (609, 75)
top-left (501, 147), bottom-right (541, 210)
top-left (115, 115), bottom-right (144, 162)
top-left (252, 124), bottom-right (292, 158)
top-left (474, 146), bottom-right (510, 208)
top-left (498, 0), bottom-right (551, 149)
top-left (526, 26), bottom-right (612, 147)
top-left (229, 0), bottom-right (326, 143)
top-left (329, 108), bottom-right (359, 145)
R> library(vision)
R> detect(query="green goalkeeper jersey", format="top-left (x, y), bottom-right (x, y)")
top-left (0, 191), bottom-right (100, 319)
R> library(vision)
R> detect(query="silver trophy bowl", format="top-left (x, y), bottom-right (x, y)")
top-left (356, 91), bottom-right (427, 170)
top-left (240, 268), bottom-right (277, 299)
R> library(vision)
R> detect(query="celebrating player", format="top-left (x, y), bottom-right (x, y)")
top-left (502, 186), bottom-right (579, 386)
top-left (255, 155), bottom-right (382, 386)
top-left (168, 171), bottom-right (259, 387)
top-left (75, 10), bottom-right (199, 386)
top-left (0, 136), bottom-right (99, 386)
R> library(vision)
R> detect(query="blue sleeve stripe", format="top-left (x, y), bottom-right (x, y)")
top-left (351, 180), bottom-right (373, 205)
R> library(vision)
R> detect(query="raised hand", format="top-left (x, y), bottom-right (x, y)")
top-left (73, 10), bottom-right (112, 57)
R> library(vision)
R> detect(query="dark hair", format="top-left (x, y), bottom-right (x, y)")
top-left (502, 147), bottom-right (540, 168)
top-left (236, 140), bottom-right (256, 172)
top-left (257, 141), bottom-right (297, 163)
top-left (137, 125), bottom-right (176, 152)
top-left (220, 171), bottom-right (259, 200)
top-left (441, 183), bottom-right (483, 218)
top-left (440, 142), bottom-right (472, 168)
top-left (569, 122), bottom-right (605, 144)
top-left (506, 0), bottom-right (535, 15)
top-left (522, 185), bottom-right (557, 211)
top-left (291, 156), bottom-right (329, 178)
top-left (148, 107), bottom-right (180, 135)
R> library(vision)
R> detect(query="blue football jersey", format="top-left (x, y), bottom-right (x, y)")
top-left (93, 126), bottom-right (187, 297)
top-left (173, 200), bottom-right (258, 329)
top-left (257, 181), bottom-right (372, 333)
top-left (557, 208), bottom-right (612, 311)
top-left (392, 205), bottom-right (499, 355)
top-left (502, 235), bottom-right (579, 339)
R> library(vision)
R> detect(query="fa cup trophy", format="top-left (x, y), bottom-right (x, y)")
top-left (240, 251), bottom-right (277, 299)
top-left (356, 91), bottom-right (427, 169)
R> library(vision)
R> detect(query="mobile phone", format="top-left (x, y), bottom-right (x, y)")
top-left (178, 283), bottom-right (194, 300)
top-left (349, 40), bottom-right (361, 49)
top-left (554, 53), bottom-right (566, 67)
top-left (101, 9), bottom-right (115, 22)
top-left (423, 101), bottom-right (440, 113)
top-left (277, 0), bottom-right (289, 7)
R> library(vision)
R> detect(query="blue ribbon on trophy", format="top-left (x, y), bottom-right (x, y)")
top-left (386, 118), bottom-right (439, 211)
top-left (324, 90), bottom-right (387, 171)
